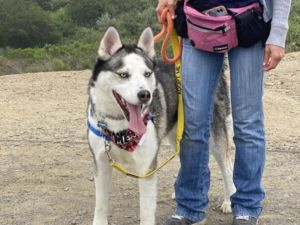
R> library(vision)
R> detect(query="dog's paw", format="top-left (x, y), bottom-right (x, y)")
top-left (93, 222), bottom-right (108, 225)
top-left (93, 218), bottom-right (108, 225)
top-left (220, 201), bottom-right (232, 214)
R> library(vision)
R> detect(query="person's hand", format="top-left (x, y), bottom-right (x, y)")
top-left (156, 0), bottom-right (178, 22)
top-left (263, 44), bottom-right (285, 71)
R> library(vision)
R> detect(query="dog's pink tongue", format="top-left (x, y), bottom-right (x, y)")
top-left (127, 103), bottom-right (146, 136)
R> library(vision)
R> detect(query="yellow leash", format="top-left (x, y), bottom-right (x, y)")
top-left (106, 11), bottom-right (184, 179)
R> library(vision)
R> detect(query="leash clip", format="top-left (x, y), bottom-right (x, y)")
top-left (104, 140), bottom-right (113, 162)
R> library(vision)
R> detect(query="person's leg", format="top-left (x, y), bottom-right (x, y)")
top-left (228, 42), bottom-right (266, 218)
top-left (173, 39), bottom-right (224, 222)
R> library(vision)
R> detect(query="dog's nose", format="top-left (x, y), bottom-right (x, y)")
top-left (138, 90), bottom-right (151, 103)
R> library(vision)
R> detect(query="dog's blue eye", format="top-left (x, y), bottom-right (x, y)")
top-left (144, 72), bottom-right (152, 78)
top-left (117, 73), bottom-right (129, 78)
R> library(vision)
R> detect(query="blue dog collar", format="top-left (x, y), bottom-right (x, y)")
top-left (87, 120), bottom-right (110, 141)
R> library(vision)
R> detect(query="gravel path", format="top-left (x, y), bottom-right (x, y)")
top-left (0, 52), bottom-right (299, 225)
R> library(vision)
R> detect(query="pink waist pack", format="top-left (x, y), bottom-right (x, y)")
top-left (184, 1), bottom-right (261, 53)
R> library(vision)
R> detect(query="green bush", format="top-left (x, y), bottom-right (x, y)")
top-left (3, 41), bottom-right (97, 73)
top-left (65, 27), bottom-right (102, 45)
top-left (286, 0), bottom-right (300, 52)
top-left (51, 58), bottom-right (72, 71)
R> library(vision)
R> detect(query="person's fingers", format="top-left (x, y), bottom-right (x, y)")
top-left (263, 46), bottom-right (271, 71)
top-left (264, 45), bottom-right (285, 71)
top-left (167, 0), bottom-right (176, 19)
top-left (156, 0), bottom-right (177, 22)
top-left (264, 59), bottom-right (276, 71)
top-left (264, 53), bottom-right (284, 71)
top-left (156, 2), bottom-right (165, 23)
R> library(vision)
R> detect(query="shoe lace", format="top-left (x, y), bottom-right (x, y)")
top-left (235, 216), bottom-right (250, 221)
top-left (171, 215), bottom-right (185, 220)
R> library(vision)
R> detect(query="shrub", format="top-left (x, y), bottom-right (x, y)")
top-left (286, 0), bottom-right (300, 52)
top-left (2, 42), bottom-right (97, 73)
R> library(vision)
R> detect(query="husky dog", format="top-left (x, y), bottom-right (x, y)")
top-left (87, 27), bottom-right (235, 225)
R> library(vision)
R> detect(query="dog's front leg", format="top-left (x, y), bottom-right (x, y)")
top-left (211, 136), bottom-right (236, 214)
top-left (138, 174), bottom-right (157, 225)
top-left (93, 158), bottom-right (112, 225)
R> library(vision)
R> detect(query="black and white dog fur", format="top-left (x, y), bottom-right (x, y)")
top-left (87, 27), bottom-right (236, 225)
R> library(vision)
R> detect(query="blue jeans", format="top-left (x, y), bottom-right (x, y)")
top-left (174, 39), bottom-right (266, 222)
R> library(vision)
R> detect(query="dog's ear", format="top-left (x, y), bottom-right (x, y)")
top-left (98, 27), bottom-right (122, 60)
top-left (137, 27), bottom-right (155, 59)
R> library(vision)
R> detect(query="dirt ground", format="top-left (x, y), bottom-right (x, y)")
top-left (0, 52), bottom-right (299, 225)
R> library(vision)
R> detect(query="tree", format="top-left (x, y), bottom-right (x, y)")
top-left (49, 0), bottom-right (71, 11)
top-left (31, 0), bottom-right (52, 10)
top-left (66, 0), bottom-right (107, 27)
top-left (0, 0), bottom-right (61, 48)
top-left (32, 0), bottom-right (71, 11)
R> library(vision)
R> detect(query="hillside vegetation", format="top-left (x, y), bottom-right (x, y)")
top-left (0, 0), bottom-right (299, 74)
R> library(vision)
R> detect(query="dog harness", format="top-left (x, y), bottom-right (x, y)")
top-left (88, 114), bottom-right (154, 152)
